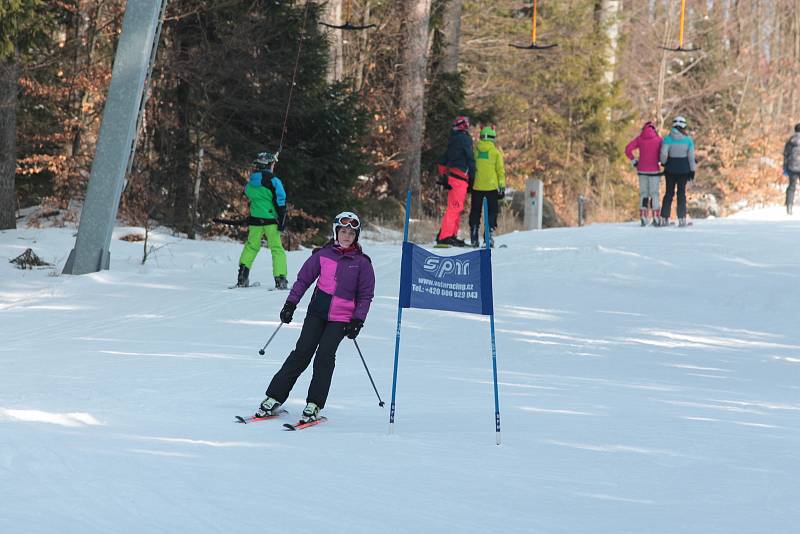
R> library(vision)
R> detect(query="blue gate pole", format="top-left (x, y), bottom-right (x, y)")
top-left (484, 198), bottom-right (502, 445)
top-left (389, 190), bottom-right (412, 434)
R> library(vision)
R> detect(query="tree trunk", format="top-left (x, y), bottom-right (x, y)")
top-left (655, 0), bottom-right (674, 128)
top-left (397, 0), bottom-right (432, 201)
top-left (793, 0), bottom-right (800, 118)
top-left (191, 146), bottom-right (203, 239)
top-left (324, 0), bottom-right (345, 83)
top-left (440, 0), bottom-right (463, 74)
top-left (355, 0), bottom-right (372, 91)
top-left (0, 58), bottom-right (18, 230)
top-left (67, 2), bottom-right (102, 160)
top-left (595, 0), bottom-right (622, 85)
top-left (172, 18), bottom-right (195, 237)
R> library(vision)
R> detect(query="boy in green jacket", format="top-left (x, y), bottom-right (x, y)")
top-left (469, 126), bottom-right (506, 247)
top-left (236, 151), bottom-right (288, 289)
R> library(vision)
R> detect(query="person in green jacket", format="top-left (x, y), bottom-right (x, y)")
top-left (236, 151), bottom-right (289, 289)
top-left (469, 126), bottom-right (506, 247)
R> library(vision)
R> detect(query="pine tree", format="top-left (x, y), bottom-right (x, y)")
top-left (132, 0), bottom-right (369, 242)
top-left (0, 0), bottom-right (53, 230)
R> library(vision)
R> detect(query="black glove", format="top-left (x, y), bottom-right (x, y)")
top-left (438, 175), bottom-right (452, 190)
top-left (276, 205), bottom-right (287, 231)
top-left (343, 318), bottom-right (364, 339)
top-left (279, 301), bottom-right (296, 324)
top-left (688, 170), bottom-right (695, 181)
top-left (498, 187), bottom-right (505, 199)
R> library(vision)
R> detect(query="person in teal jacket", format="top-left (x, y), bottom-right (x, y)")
top-left (236, 151), bottom-right (288, 289)
top-left (659, 116), bottom-right (697, 227)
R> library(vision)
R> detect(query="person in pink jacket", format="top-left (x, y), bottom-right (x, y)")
top-left (625, 121), bottom-right (664, 226)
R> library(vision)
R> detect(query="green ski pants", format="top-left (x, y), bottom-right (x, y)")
top-left (239, 224), bottom-right (287, 277)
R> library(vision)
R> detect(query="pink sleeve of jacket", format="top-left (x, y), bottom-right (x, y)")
top-left (624, 137), bottom-right (639, 161)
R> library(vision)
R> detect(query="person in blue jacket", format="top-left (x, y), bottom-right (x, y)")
top-left (435, 116), bottom-right (476, 246)
top-left (782, 123), bottom-right (800, 215)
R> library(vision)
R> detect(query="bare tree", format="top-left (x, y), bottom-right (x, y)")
top-left (441, 0), bottom-right (463, 74)
top-left (396, 0), bottom-right (432, 201)
top-left (0, 57), bottom-right (17, 230)
top-left (596, 0), bottom-right (622, 86)
top-left (323, 0), bottom-right (345, 83)
top-left (354, 0), bottom-right (372, 91)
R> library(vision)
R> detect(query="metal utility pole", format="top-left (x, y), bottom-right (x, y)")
top-left (63, 0), bottom-right (167, 274)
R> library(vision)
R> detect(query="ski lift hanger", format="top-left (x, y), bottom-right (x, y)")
top-left (320, 0), bottom-right (376, 31)
top-left (510, 0), bottom-right (557, 50)
top-left (661, 0), bottom-right (700, 52)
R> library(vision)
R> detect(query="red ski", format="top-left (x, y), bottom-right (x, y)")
top-left (283, 417), bottom-right (328, 431)
top-left (234, 409), bottom-right (288, 424)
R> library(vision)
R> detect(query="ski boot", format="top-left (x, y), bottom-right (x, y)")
top-left (438, 236), bottom-right (466, 247)
top-left (488, 228), bottom-right (495, 248)
top-left (255, 397), bottom-right (281, 418)
top-left (301, 402), bottom-right (320, 423)
top-left (469, 226), bottom-right (479, 248)
top-left (236, 264), bottom-right (250, 287)
top-left (640, 208), bottom-right (648, 227)
top-left (678, 218), bottom-right (687, 227)
top-left (274, 275), bottom-right (289, 290)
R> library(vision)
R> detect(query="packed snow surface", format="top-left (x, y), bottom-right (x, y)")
top-left (1, 208), bottom-right (799, 533)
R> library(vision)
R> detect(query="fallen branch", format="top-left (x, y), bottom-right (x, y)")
top-left (10, 249), bottom-right (53, 269)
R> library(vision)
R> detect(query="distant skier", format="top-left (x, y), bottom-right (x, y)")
top-left (782, 123), bottom-right (800, 215)
top-left (469, 126), bottom-right (506, 247)
top-left (255, 211), bottom-right (375, 423)
top-left (436, 116), bottom-right (476, 247)
top-left (236, 151), bottom-right (288, 289)
top-left (659, 116), bottom-right (696, 227)
top-left (625, 121), bottom-right (663, 226)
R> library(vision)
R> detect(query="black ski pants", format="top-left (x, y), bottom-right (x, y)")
top-left (266, 314), bottom-right (346, 409)
top-left (469, 190), bottom-right (500, 230)
top-left (786, 172), bottom-right (799, 209)
top-left (661, 173), bottom-right (689, 219)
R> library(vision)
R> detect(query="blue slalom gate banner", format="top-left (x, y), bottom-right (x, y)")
top-left (398, 243), bottom-right (493, 316)
top-left (389, 191), bottom-right (502, 445)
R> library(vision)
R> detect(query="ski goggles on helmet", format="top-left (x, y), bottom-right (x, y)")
top-left (336, 216), bottom-right (360, 229)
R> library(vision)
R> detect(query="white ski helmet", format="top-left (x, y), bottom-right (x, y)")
top-left (253, 151), bottom-right (278, 169)
top-left (332, 211), bottom-right (361, 243)
top-left (672, 116), bottom-right (688, 129)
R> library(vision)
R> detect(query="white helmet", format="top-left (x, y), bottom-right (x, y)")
top-left (672, 116), bottom-right (688, 129)
top-left (332, 211), bottom-right (361, 243)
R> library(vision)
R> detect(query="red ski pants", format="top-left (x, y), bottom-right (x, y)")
top-left (437, 177), bottom-right (468, 240)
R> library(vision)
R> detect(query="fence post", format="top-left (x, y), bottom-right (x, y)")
top-left (523, 179), bottom-right (543, 230)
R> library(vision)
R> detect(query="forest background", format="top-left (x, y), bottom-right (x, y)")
top-left (1, 0), bottom-right (798, 243)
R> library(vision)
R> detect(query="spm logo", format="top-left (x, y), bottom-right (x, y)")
top-left (423, 257), bottom-right (471, 278)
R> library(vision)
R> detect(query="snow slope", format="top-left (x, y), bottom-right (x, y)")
top-left (1, 211), bottom-right (799, 534)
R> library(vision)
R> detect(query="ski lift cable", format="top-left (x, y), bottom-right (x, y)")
top-left (278, 0), bottom-right (313, 155)
top-left (510, 0), bottom-right (557, 51)
top-left (661, 0), bottom-right (700, 53)
top-left (320, 0), bottom-right (376, 31)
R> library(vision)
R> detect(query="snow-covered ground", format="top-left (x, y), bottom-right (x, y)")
top-left (1, 208), bottom-right (799, 534)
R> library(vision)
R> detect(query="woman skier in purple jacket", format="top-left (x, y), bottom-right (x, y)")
top-left (255, 211), bottom-right (376, 422)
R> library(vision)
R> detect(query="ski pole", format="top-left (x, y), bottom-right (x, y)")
top-left (258, 323), bottom-right (283, 356)
top-left (353, 339), bottom-right (385, 407)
